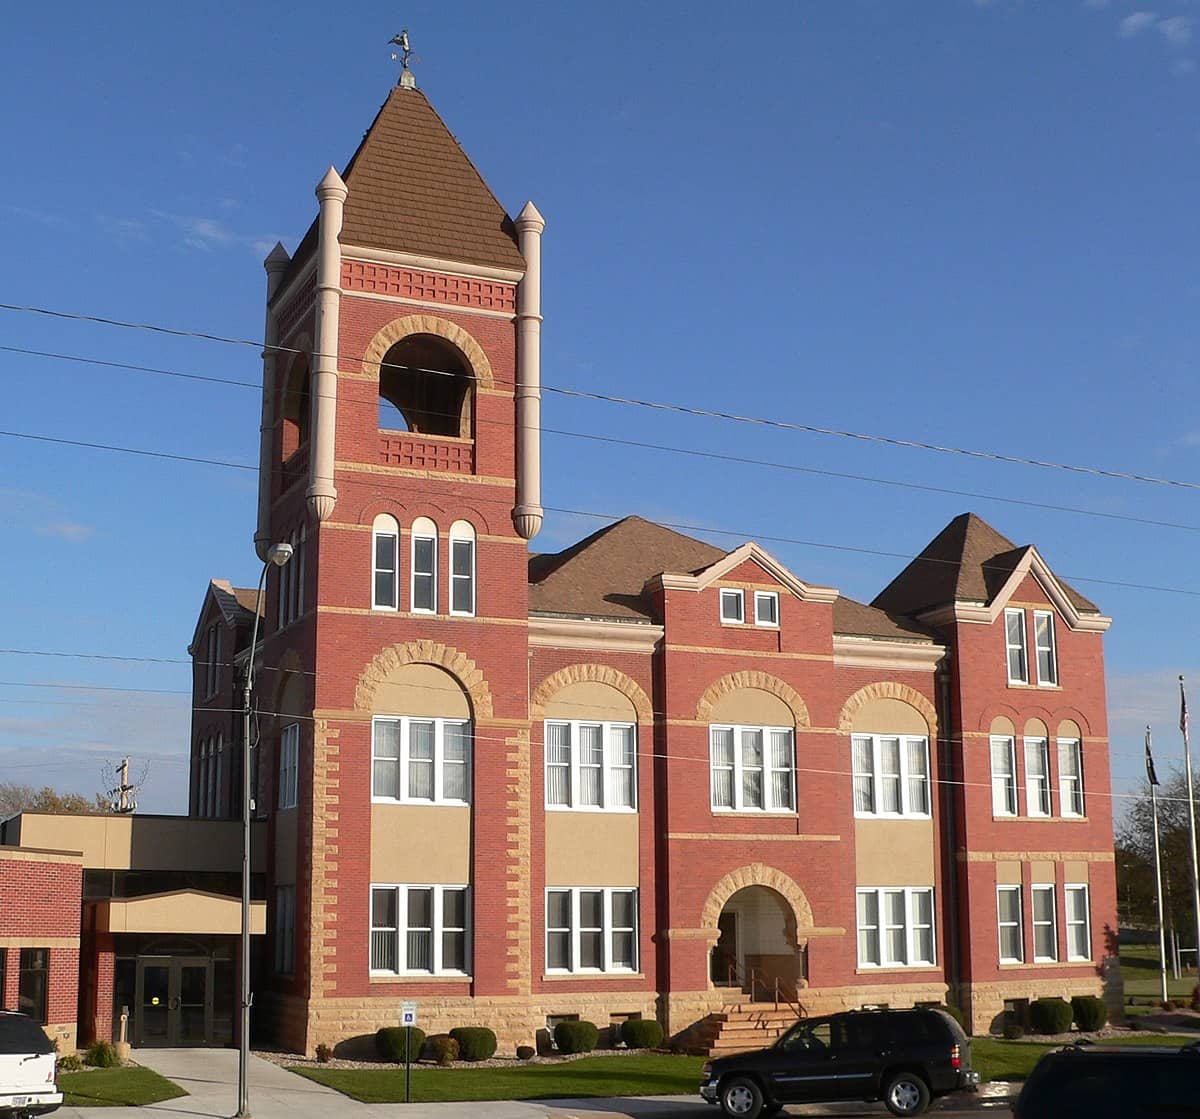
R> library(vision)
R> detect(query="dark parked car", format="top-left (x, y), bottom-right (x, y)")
top-left (699, 1007), bottom-right (978, 1118)
top-left (1013, 1040), bottom-right (1200, 1118)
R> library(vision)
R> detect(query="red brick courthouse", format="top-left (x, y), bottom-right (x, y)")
top-left (1, 74), bottom-right (1117, 1053)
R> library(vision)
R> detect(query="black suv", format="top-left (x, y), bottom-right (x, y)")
top-left (1013, 1040), bottom-right (1200, 1118)
top-left (699, 1007), bottom-right (978, 1118)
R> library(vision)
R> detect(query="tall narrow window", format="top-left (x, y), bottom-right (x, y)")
top-left (279, 723), bottom-right (299, 810)
top-left (997, 886), bottom-right (1024, 963)
top-left (372, 514), bottom-right (400, 610)
top-left (1066, 884), bottom-right (1091, 961)
top-left (274, 885), bottom-right (295, 974)
top-left (1034, 610), bottom-right (1058, 686)
top-left (1025, 738), bottom-right (1051, 817)
top-left (1058, 739), bottom-right (1084, 817)
top-left (205, 625), bottom-right (221, 698)
top-left (449, 520), bottom-right (476, 616)
top-left (18, 948), bottom-right (48, 1025)
top-left (411, 517), bottom-right (437, 613)
top-left (1032, 885), bottom-right (1057, 962)
top-left (1005, 608), bottom-right (1028, 684)
top-left (206, 739), bottom-right (217, 818)
top-left (214, 735), bottom-right (225, 817)
top-left (991, 737), bottom-right (1017, 816)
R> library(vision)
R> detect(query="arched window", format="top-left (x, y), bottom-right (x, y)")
top-left (372, 514), bottom-right (400, 610)
top-left (214, 734), bottom-right (225, 817)
top-left (411, 517), bottom-right (438, 613)
top-left (378, 335), bottom-right (473, 438)
top-left (449, 520), bottom-right (476, 616)
top-left (280, 355), bottom-right (311, 461)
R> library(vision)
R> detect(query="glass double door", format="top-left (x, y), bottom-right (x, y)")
top-left (135, 957), bottom-right (213, 1046)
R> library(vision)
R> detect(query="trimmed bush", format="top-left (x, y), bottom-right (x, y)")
top-left (1002, 1023), bottom-right (1025, 1040)
top-left (1029, 997), bottom-right (1072, 1035)
top-left (427, 1034), bottom-right (459, 1066)
top-left (315, 1043), bottom-right (333, 1063)
top-left (84, 1040), bottom-right (119, 1068)
top-left (620, 1018), bottom-right (664, 1049)
top-left (554, 1019), bottom-right (599, 1054)
top-left (937, 1004), bottom-right (965, 1029)
top-left (56, 1054), bottom-right (83, 1072)
top-left (375, 1026), bottom-right (425, 1063)
top-left (516, 1045), bottom-right (536, 1060)
top-left (1072, 995), bottom-right (1107, 1032)
top-left (1162, 1000), bottom-right (1178, 1012)
top-left (449, 1027), bottom-right (497, 1062)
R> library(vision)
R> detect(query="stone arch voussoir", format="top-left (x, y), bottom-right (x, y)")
top-left (837, 681), bottom-right (938, 737)
top-left (361, 314), bottom-right (494, 388)
top-left (530, 663), bottom-right (652, 723)
top-left (695, 671), bottom-right (810, 728)
top-left (354, 641), bottom-right (494, 719)
top-left (701, 864), bottom-right (815, 932)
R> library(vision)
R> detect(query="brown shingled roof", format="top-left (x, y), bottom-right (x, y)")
top-left (871, 512), bottom-right (1098, 617)
top-left (529, 517), bottom-right (725, 622)
top-left (279, 85), bottom-right (524, 290)
top-left (832, 596), bottom-right (939, 642)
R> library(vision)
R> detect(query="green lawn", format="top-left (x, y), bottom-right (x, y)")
top-left (972, 1035), bottom-right (1199, 1083)
top-left (58, 1066), bottom-right (187, 1108)
top-left (1120, 943), bottom-right (1194, 1001)
top-left (293, 1053), bottom-right (705, 1103)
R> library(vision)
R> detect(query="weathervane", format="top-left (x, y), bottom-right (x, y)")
top-left (390, 29), bottom-right (419, 89)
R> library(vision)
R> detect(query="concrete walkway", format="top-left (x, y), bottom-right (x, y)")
top-left (56, 1048), bottom-right (1017, 1119)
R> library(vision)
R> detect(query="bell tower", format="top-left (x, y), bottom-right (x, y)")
top-left (248, 61), bottom-right (545, 1051)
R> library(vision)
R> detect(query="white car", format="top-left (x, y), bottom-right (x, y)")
top-left (0, 1012), bottom-right (61, 1118)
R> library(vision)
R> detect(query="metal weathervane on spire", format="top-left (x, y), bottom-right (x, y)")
top-left (390, 29), bottom-right (419, 89)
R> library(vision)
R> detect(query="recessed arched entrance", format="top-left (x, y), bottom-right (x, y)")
top-left (709, 885), bottom-right (807, 999)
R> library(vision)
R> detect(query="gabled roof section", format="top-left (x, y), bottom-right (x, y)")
top-left (187, 580), bottom-right (259, 655)
top-left (528, 516), bottom-right (725, 622)
top-left (832, 596), bottom-right (938, 643)
top-left (279, 85), bottom-right (524, 290)
top-left (650, 541), bottom-right (839, 605)
top-left (871, 512), bottom-right (1107, 631)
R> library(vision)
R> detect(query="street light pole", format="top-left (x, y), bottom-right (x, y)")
top-left (238, 543), bottom-right (292, 1119)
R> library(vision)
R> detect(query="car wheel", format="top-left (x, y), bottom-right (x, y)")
top-left (883, 1071), bottom-right (931, 1117)
top-left (720, 1075), bottom-right (765, 1119)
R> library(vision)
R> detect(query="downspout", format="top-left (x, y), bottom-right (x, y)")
top-left (307, 167), bottom-right (347, 524)
top-left (937, 661), bottom-right (962, 1006)
top-left (512, 201), bottom-right (545, 541)
top-left (255, 243), bottom-right (292, 561)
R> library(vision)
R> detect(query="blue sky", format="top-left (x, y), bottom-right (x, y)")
top-left (2, 0), bottom-right (1199, 814)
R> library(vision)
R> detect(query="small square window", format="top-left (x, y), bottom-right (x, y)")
top-left (719, 589), bottom-right (744, 624)
top-left (754, 591), bottom-right (779, 627)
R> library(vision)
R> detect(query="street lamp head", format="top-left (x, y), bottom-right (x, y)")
top-left (267, 542), bottom-right (294, 567)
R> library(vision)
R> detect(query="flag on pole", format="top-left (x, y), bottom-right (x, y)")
top-left (1181, 676), bottom-right (1190, 744)
top-left (1146, 726), bottom-right (1160, 786)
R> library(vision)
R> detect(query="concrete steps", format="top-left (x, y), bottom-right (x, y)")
top-left (684, 1003), bottom-right (805, 1057)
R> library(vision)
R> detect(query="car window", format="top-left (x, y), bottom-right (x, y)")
top-left (0, 1014), bottom-right (54, 1055)
top-left (778, 1020), bottom-right (830, 1052)
top-left (835, 1017), bottom-right (874, 1049)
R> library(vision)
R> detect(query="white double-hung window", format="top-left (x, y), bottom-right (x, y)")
top-left (851, 734), bottom-right (930, 817)
top-left (1034, 610), bottom-right (1058, 686)
top-left (544, 721), bottom-right (636, 810)
top-left (719, 588), bottom-right (744, 623)
top-left (856, 887), bottom-right (935, 968)
top-left (1066, 884), bottom-right (1091, 961)
top-left (1024, 737), bottom-right (1051, 817)
top-left (411, 517), bottom-right (437, 613)
top-left (997, 885), bottom-right (1024, 963)
top-left (370, 884), bottom-right (469, 975)
top-left (710, 725), bottom-right (795, 812)
top-left (278, 723), bottom-right (299, 810)
top-left (1005, 608), bottom-right (1028, 684)
top-left (1032, 884), bottom-right (1058, 962)
top-left (545, 887), bottom-right (638, 973)
top-left (991, 736), bottom-right (1017, 816)
top-left (449, 520), bottom-right (476, 616)
top-left (1058, 739), bottom-right (1084, 817)
top-left (372, 716), bottom-right (471, 804)
top-left (372, 514), bottom-right (400, 610)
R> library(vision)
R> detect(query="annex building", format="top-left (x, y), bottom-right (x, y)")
top-left (1, 73), bottom-right (1117, 1055)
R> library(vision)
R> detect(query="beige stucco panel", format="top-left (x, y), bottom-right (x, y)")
top-left (1065, 860), bottom-right (1089, 883)
top-left (711, 688), bottom-right (793, 727)
top-left (1031, 860), bottom-right (1056, 883)
top-left (1024, 718), bottom-right (1049, 738)
top-left (545, 813), bottom-right (639, 887)
top-left (373, 663), bottom-right (472, 719)
top-left (545, 681), bottom-right (637, 723)
top-left (98, 892), bottom-right (266, 935)
top-left (275, 807), bottom-right (298, 883)
top-left (996, 860), bottom-right (1022, 885)
top-left (1058, 720), bottom-right (1082, 740)
top-left (990, 716), bottom-right (1016, 738)
top-left (371, 804), bottom-right (471, 882)
top-left (855, 819), bottom-right (935, 886)
top-left (849, 697), bottom-right (930, 736)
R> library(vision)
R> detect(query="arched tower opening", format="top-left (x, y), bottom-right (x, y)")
top-left (280, 353), bottom-right (311, 463)
top-left (378, 334), bottom-right (473, 438)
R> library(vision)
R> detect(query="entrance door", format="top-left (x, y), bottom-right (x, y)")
top-left (135, 957), bottom-right (213, 1046)
top-left (711, 911), bottom-right (738, 985)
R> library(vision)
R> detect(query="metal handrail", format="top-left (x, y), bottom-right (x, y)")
top-left (723, 961), bottom-right (805, 1021)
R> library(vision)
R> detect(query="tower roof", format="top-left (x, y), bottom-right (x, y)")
top-left (281, 85), bottom-right (524, 288)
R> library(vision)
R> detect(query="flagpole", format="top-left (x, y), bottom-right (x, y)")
top-left (1147, 727), bottom-right (1168, 1005)
top-left (1179, 676), bottom-right (1200, 983)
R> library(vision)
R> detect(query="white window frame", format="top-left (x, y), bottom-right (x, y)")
top-left (371, 716), bottom-right (472, 805)
top-left (1024, 737), bottom-right (1051, 817)
top-left (543, 720), bottom-right (637, 811)
top-left (369, 883), bottom-right (471, 976)
top-left (753, 590), bottom-right (779, 627)
top-left (279, 525), bottom-right (304, 627)
top-left (279, 723), bottom-right (299, 811)
top-left (855, 887), bottom-right (936, 968)
top-left (709, 724), bottom-right (795, 813)
top-left (410, 517), bottom-right (438, 614)
top-left (544, 887), bottom-right (638, 974)
top-left (719, 588), bottom-right (744, 624)
top-left (997, 885), bottom-right (1024, 964)
top-left (1032, 884), bottom-right (1058, 962)
top-left (274, 884), bottom-right (295, 974)
top-left (449, 520), bottom-right (476, 617)
top-left (1033, 610), bottom-right (1058, 686)
top-left (1065, 883), bottom-right (1091, 961)
top-left (1058, 738), bottom-right (1085, 818)
top-left (851, 735), bottom-right (931, 818)
top-left (991, 736), bottom-right (1018, 817)
top-left (372, 514), bottom-right (400, 611)
top-left (1005, 608), bottom-right (1028, 685)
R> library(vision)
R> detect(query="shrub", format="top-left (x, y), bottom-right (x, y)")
top-left (56, 1054), bottom-right (83, 1072)
top-left (84, 1040), bottom-right (119, 1068)
top-left (427, 1034), bottom-right (459, 1066)
top-left (516, 1044), bottom-right (536, 1060)
top-left (1072, 995), bottom-right (1108, 1032)
top-left (375, 1026), bottom-right (425, 1063)
top-left (554, 1019), bottom-right (599, 1054)
top-left (620, 1018), bottom-right (664, 1049)
top-left (1002, 1023), bottom-right (1025, 1040)
top-left (1029, 997), bottom-right (1072, 1035)
top-left (449, 1027), bottom-right (497, 1062)
top-left (314, 1043), bottom-right (333, 1063)
top-left (1162, 1000), bottom-right (1178, 1012)
top-left (936, 1004), bottom-right (965, 1029)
